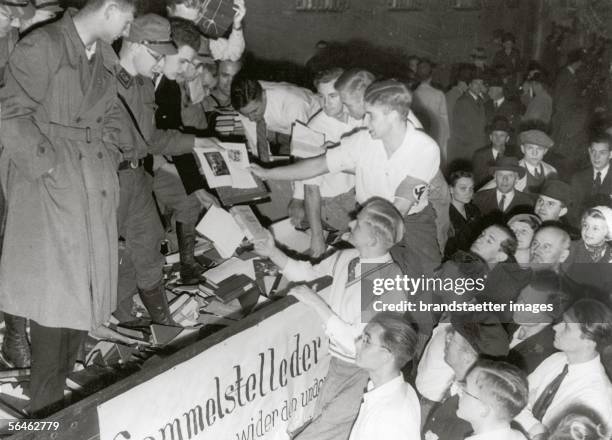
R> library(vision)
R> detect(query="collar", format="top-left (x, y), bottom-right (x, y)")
top-left (524, 161), bottom-right (542, 175)
top-left (359, 252), bottom-right (393, 265)
top-left (568, 65), bottom-right (576, 75)
top-left (468, 91), bottom-right (480, 101)
top-left (594, 164), bottom-right (609, 179)
top-left (497, 189), bottom-right (514, 199)
top-left (364, 374), bottom-right (405, 403)
top-left (495, 97), bottom-right (505, 106)
top-left (566, 353), bottom-right (602, 370)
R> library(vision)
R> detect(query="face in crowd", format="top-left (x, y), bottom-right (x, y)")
top-left (450, 176), bottom-right (474, 205)
top-left (534, 195), bottom-right (566, 222)
top-left (495, 170), bottom-right (517, 194)
top-left (318, 80), bottom-right (344, 119)
top-left (99, 2), bottom-right (135, 44)
top-left (529, 227), bottom-right (569, 267)
top-left (162, 44), bottom-right (196, 82)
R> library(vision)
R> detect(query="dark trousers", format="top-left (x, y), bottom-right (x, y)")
top-left (391, 205), bottom-right (441, 276)
top-left (30, 321), bottom-right (86, 417)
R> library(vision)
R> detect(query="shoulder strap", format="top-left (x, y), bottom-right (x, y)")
top-left (117, 92), bottom-right (147, 144)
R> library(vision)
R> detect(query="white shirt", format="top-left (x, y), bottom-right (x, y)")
top-left (416, 322), bottom-right (455, 401)
top-left (85, 42), bottom-right (97, 60)
top-left (282, 250), bottom-right (396, 363)
top-left (492, 148), bottom-right (501, 160)
top-left (494, 97), bottom-right (506, 108)
top-left (594, 164), bottom-right (609, 182)
top-left (465, 427), bottom-right (527, 440)
top-left (496, 189), bottom-right (515, 211)
top-left (292, 110), bottom-right (357, 199)
top-left (349, 375), bottom-right (421, 440)
top-left (326, 124), bottom-right (440, 213)
top-left (515, 353), bottom-right (612, 432)
top-left (509, 324), bottom-right (549, 349)
top-left (240, 81), bottom-right (321, 156)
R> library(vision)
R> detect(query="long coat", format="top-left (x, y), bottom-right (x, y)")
top-left (449, 92), bottom-right (487, 163)
top-left (0, 12), bottom-right (123, 331)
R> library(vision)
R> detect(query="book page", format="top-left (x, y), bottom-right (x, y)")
top-left (290, 121), bottom-right (326, 158)
top-left (196, 206), bottom-right (244, 258)
top-left (221, 142), bottom-right (258, 189)
top-left (193, 146), bottom-right (234, 188)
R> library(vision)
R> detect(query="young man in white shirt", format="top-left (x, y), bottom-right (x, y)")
top-left (292, 67), bottom-right (359, 257)
top-left (515, 298), bottom-right (612, 438)
top-left (348, 312), bottom-right (421, 440)
top-left (250, 79), bottom-right (442, 275)
top-left (457, 360), bottom-right (529, 440)
top-left (254, 198), bottom-right (412, 440)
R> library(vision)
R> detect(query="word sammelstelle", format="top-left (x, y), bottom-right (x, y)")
top-left (372, 300), bottom-right (554, 314)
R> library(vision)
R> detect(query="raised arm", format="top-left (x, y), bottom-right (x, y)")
top-left (250, 154), bottom-right (329, 181)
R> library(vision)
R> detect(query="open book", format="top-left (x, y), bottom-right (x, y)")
top-left (194, 142), bottom-right (257, 189)
top-left (290, 121), bottom-right (326, 158)
top-left (196, 205), bottom-right (267, 258)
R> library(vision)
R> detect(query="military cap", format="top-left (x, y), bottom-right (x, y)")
top-left (126, 14), bottom-right (177, 56)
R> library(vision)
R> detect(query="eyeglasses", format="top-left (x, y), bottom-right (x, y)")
top-left (455, 380), bottom-right (482, 402)
top-left (357, 333), bottom-right (389, 352)
top-left (144, 47), bottom-right (164, 63)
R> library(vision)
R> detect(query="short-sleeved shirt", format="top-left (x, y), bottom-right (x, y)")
top-left (293, 110), bottom-right (359, 199)
top-left (326, 124), bottom-right (440, 214)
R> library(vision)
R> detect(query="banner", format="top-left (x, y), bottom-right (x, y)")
top-left (98, 303), bottom-right (331, 440)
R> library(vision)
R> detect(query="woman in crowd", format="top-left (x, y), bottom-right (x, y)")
top-left (445, 170), bottom-right (481, 258)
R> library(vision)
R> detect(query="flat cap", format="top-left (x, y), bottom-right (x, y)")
top-left (520, 129), bottom-right (554, 149)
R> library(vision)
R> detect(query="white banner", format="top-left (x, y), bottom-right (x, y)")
top-left (98, 302), bottom-right (331, 440)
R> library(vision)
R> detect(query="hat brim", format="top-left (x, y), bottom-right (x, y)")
top-left (149, 43), bottom-right (178, 56)
top-left (489, 165), bottom-right (526, 178)
top-left (38, 5), bottom-right (63, 12)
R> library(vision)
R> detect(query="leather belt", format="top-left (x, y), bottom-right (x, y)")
top-left (118, 159), bottom-right (145, 170)
top-left (46, 122), bottom-right (102, 144)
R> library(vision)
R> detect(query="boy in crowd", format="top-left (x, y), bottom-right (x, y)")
top-left (515, 299), bottom-right (612, 438)
top-left (473, 157), bottom-right (534, 216)
top-left (570, 133), bottom-right (612, 226)
top-left (254, 198), bottom-right (417, 440)
top-left (292, 67), bottom-right (358, 257)
top-left (348, 312), bottom-right (421, 440)
top-left (506, 271), bottom-right (561, 375)
top-left (0, 0), bottom-right (138, 416)
top-left (231, 75), bottom-right (320, 222)
top-left (472, 116), bottom-right (511, 188)
top-left (516, 130), bottom-right (557, 194)
top-left (422, 313), bottom-right (510, 440)
top-left (534, 180), bottom-right (572, 224)
top-left (251, 79), bottom-right (442, 276)
top-left (456, 360), bottom-right (529, 440)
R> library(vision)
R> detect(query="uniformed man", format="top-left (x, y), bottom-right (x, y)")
top-left (0, 0), bottom-right (139, 416)
top-left (115, 14), bottom-right (221, 324)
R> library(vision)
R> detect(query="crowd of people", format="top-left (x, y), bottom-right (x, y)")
top-left (0, 0), bottom-right (611, 439)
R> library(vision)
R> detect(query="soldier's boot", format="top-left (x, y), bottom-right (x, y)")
top-left (138, 283), bottom-right (176, 326)
top-left (1, 314), bottom-right (31, 368)
top-left (176, 221), bottom-right (206, 285)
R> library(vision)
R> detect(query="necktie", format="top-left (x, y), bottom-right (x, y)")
top-left (531, 364), bottom-right (569, 421)
top-left (346, 257), bottom-right (360, 284)
top-left (498, 194), bottom-right (507, 211)
top-left (595, 171), bottom-right (602, 188)
top-left (256, 119), bottom-right (271, 163)
top-left (535, 166), bottom-right (543, 178)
